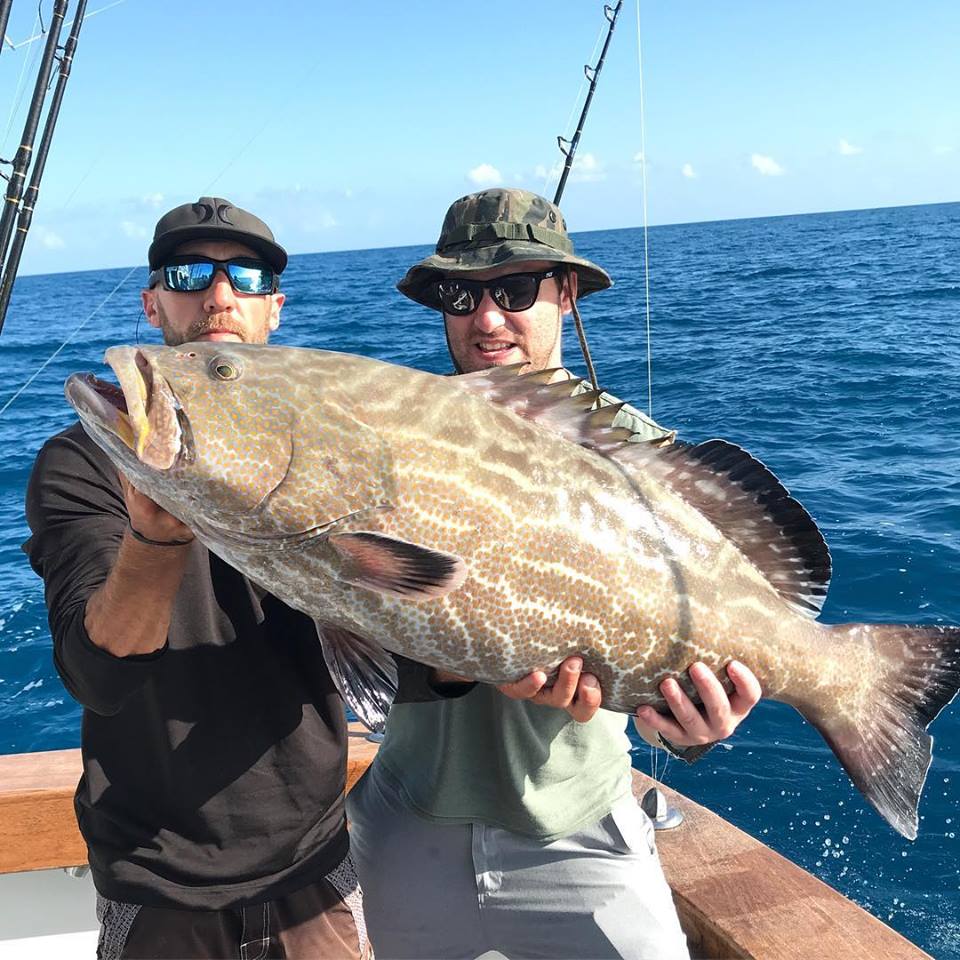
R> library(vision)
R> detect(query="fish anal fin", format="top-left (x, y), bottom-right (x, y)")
top-left (798, 623), bottom-right (960, 838)
top-left (617, 438), bottom-right (832, 616)
top-left (315, 623), bottom-right (398, 733)
top-left (330, 531), bottom-right (467, 601)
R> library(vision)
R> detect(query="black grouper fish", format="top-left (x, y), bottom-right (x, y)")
top-left (65, 342), bottom-right (960, 839)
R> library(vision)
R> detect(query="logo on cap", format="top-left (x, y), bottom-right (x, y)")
top-left (193, 202), bottom-right (214, 224)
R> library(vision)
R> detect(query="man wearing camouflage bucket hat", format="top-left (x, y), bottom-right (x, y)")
top-left (348, 188), bottom-right (762, 958)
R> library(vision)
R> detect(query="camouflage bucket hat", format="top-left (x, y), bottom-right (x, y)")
top-left (397, 188), bottom-right (612, 310)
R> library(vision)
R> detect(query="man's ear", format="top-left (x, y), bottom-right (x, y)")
top-left (142, 289), bottom-right (161, 329)
top-left (269, 292), bottom-right (285, 331)
top-left (561, 269), bottom-right (579, 314)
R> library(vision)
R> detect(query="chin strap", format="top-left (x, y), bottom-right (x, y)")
top-left (569, 296), bottom-right (599, 392)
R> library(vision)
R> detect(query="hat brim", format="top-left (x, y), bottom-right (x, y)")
top-left (397, 240), bottom-right (611, 309)
top-left (148, 226), bottom-right (288, 274)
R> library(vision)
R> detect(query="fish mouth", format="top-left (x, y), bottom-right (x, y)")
top-left (65, 347), bottom-right (190, 471)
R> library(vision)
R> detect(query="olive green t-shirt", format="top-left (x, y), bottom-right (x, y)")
top-left (375, 395), bottom-right (673, 841)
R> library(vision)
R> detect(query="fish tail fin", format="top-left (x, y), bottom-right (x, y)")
top-left (798, 623), bottom-right (960, 839)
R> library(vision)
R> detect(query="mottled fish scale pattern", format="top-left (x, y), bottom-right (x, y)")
top-left (65, 342), bottom-right (960, 838)
top-left (72, 345), bottom-right (883, 709)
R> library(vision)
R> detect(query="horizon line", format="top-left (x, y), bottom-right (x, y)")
top-left (15, 197), bottom-right (959, 282)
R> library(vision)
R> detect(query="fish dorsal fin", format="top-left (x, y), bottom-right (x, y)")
top-left (615, 438), bottom-right (832, 616)
top-left (454, 367), bottom-right (637, 454)
top-left (454, 366), bottom-right (831, 616)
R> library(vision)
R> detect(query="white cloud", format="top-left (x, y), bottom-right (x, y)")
top-left (839, 138), bottom-right (863, 156)
top-left (141, 192), bottom-right (165, 209)
top-left (533, 152), bottom-right (605, 186)
top-left (37, 227), bottom-right (64, 249)
top-left (682, 163), bottom-right (696, 179)
top-left (571, 152), bottom-right (604, 182)
top-left (121, 221), bottom-right (149, 239)
top-left (468, 163), bottom-right (502, 186)
top-left (934, 145), bottom-right (955, 156)
top-left (633, 151), bottom-right (646, 164)
top-left (751, 153), bottom-right (784, 176)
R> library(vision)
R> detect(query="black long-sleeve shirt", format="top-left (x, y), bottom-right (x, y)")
top-left (23, 423), bottom-right (350, 909)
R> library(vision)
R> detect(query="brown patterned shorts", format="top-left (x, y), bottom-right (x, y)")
top-left (96, 853), bottom-right (370, 960)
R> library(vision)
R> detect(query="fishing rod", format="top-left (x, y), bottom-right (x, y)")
top-left (553, 0), bottom-right (623, 391)
top-left (554, 1), bottom-right (622, 207)
top-left (0, 0), bottom-right (86, 330)
top-left (0, 0), bottom-right (68, 334)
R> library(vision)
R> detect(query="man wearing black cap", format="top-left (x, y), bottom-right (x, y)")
top-left (347, 189), bottom-right (762, 959)
top-left (24, 198), bottom-right (369, 958)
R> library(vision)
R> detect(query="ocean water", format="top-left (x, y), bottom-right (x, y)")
top-left (1, 202), bottom-right (958, 956)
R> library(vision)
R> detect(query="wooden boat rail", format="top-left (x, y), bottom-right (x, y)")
top-left (0, 724), bottom-right (931, 960)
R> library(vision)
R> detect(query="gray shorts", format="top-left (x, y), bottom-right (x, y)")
top-left (346, 763), bottom-right (690, 960)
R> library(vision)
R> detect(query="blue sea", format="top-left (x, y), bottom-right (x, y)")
top-left (1, 202), bottom-right (958, 956)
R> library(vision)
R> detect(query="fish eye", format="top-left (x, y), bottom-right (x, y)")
top-left (210, 358), bottom-right (241, 381)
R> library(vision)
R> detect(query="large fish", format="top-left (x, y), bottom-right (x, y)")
top-left (65, 342), bottom-right (959, 839)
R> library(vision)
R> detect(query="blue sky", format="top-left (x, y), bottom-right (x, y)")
top-left (2, 0), bottom-right (957, 276)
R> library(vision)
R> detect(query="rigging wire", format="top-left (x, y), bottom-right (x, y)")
top-left (636, 0), bottom-right (654, 419)
top-left (11, 0), bottom-right (124, 49)
top-left (1, 9), bottom-right (43, 150)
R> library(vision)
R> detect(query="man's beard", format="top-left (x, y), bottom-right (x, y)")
top-left (157, 303), bottom-right (270, 346)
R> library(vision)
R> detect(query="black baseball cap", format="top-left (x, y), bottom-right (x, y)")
top-left (148, 196), bottom-right (287, 273)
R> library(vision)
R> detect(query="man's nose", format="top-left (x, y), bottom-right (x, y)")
top-left (203, 269), bottom-right (236, 312)
top-left (472, 291), bottom-right (506, 332)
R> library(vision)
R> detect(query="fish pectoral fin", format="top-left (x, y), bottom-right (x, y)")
top-left (315, 622), bottom-right (398, 733)
top-left (329, 532), bottom-right (467, 601)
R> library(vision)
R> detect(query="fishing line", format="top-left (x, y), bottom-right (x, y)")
top-left (58, 144), bottom-right (105, 209)
top-left (203, 51), bottom-right (326, 195)
top-left (636, 0), bottom-right (654, 420)
top-left (635, 1), bottom-right (667, 785)
top-left (0, 263), bottom-right (139, 419)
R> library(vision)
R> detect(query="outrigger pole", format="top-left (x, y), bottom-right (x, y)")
top-left (552, 0), bottom-right (623, 391)
top-left (0, 0), bottom-right (87, 330)
top-left (0, 0), bottom-right (69, 335)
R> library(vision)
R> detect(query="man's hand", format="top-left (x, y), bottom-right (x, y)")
top-left (119, 473), bottom-right (194, 544)
top-left (634, 660), bottom-right (761, 747)
top-left (497, 656), bottom-right (602, 723)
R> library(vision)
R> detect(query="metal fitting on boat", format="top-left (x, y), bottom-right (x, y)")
top-left (641, 786), bottom-right (684, 830)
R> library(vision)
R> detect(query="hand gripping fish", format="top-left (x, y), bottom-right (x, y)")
top-left (65, 342), bottom-right (960, 839)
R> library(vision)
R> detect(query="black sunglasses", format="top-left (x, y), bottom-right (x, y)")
top-left (148, 256), bottom-right (278, 295)
top-left (436, 269), bottom-right (560, 316)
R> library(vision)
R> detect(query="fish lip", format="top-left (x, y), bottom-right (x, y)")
top-left (64, 372), bottom-right (132, 446)
top-left (66, 348), bottom-right (191, 471)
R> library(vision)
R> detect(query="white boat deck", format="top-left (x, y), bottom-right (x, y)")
top-left (0, 867), bottom-right (97, 958)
